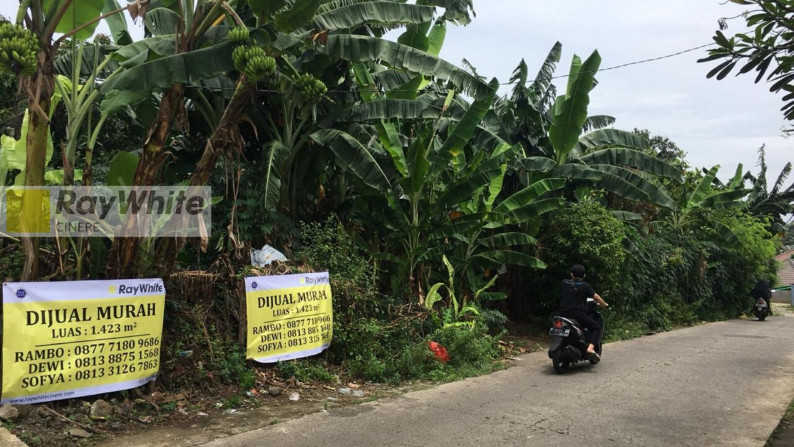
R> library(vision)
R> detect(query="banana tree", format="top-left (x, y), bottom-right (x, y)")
top-left (102, 0), bottom-right (488, 274)
top-left (6, 0), bottom-right (131, 280)
top-left (743, 145), bottom-right (794, 231)
top-left (312, 76), bottom-right (565, 300)
top-left (501, 49), bottom-right (680, 211)
top-left (256, 0), bottom-right (442, 218)
top-left (665, 164), bottom-right (750, 232)
top-left (98, 0), bottom-right (231, 276)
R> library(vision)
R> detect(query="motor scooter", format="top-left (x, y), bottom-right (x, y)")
top-left (548, 298), bottom-right (603, 374)
top-left (752, 298), bottom-right (769, 321)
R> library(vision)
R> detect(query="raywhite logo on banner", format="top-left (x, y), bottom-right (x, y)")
top-left (244, 272), bottom-right (333, 363)
top-left (1, 279), bottom-right (166, 405)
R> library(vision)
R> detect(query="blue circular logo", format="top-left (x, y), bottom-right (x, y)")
top-left (251, 282), bottom-right (258, 289)
top-left (16, 289), bottom-right (26, 299)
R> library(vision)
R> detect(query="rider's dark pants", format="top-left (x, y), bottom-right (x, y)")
top-left (565, 311), bottom-right (602, 347)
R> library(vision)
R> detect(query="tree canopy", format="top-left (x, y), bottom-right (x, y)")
top-left (699, 0), bottom-right (794, 125)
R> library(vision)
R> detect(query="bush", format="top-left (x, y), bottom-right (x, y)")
top-left (604, 211), bottom-right (777, 336)
top-left (340, 323), bottom-right (503, 384)
top-left (530, 202), bottom-right (627, 314)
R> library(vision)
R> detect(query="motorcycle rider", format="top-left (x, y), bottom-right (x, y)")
top-left (557, 264), bottom-right (609, 360)
top-left (750, 280), bottom-right (772, 316)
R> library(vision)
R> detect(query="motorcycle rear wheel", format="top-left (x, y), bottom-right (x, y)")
top-left (552, 359), bottom-right (568, 374)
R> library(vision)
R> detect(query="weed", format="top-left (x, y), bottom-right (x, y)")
top-left (224, 395), bottom-right (242, 409)
top-left (276, 360), bottom-right (335, 383)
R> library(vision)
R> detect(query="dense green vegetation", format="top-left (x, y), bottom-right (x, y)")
top-left (0, 0), bottom-right (787, 387)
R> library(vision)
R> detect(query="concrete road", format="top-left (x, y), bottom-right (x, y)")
top-left (200, 312), bottom-right (794, 447)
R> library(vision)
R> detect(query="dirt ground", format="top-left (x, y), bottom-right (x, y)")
top-left (2, 324), bottom-right (549, 447)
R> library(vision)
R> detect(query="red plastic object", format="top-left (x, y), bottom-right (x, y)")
top-left (427, 341), bottom-right (449, 363)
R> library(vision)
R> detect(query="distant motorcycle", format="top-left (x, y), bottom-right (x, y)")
top-left (548, 298), bottom-right (603, 374)
top-left (752, 298), bottom-right (769, 321)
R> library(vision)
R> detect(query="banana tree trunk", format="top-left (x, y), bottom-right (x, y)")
top-left (158, 84), bottom-right (252, 270)
top-left (191, 86), bottom-right (251, 188)
top-left (105, 84), bottom-right (185, 278)
top-left (20, 49), bottom-right (56, 281)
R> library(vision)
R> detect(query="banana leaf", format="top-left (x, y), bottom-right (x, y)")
top-left (548, 163), bottom-right (602, 181)
top-left (493, 178), bottom-right (566, 214)
top-left (688, 165), bottom-right (720, 207)
top-left (574, 129), bottom-right (648, 153)
top-left (274, 0), bottom-right (321, 33)
top-left (43, 0), bottom-right (104, 41)
top-left (299, 2), bottom-right (435, 33)
top-left (582, 115), bottom-right (616, 133)
top-left (436, 165), bottom-right (506, 210)
top-left (100, 41), bottom-right (236, 93)
top-left (309, 129), bottom-right (392, 193)
top-left (102, 0), bottom-right (133, 45)
top-left (611, 210), bottom-right (643, 221)
top-left (144, 7), bottom-right (180, 35)
top-left (699, 188), bottom-right (750, 209)
top-left (472, 250), bottom-right (546, 269)
top-left (318, 35), bottom-right (494, 100)
top-left (549, 51), bottom-right (601, 160)
top-left (478, 232), bottom-right (538, 249)
top-left (596, 165), bottom-right (677, 209)
top-left (530, 42), bottom-right (562, 103)
top-left (439, 79), bottom-right (499, 159)
top-left (579, 146), bottom-right (680, 179)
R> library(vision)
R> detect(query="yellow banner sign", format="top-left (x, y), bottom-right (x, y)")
top-left (2, 279), bottom-right (165, 404)
top-left (245, 273), bottom-right (333, 363)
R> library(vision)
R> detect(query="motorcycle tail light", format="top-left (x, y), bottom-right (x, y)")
top-left (554, 320), bottom-right (563, 328)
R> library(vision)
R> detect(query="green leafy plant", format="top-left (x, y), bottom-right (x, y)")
top-left (223, 395), bottom-right (242, 409)
top-left (425, 255), bottom-right (493, 329)
top-left (275, 360), bottom-right (335, 383)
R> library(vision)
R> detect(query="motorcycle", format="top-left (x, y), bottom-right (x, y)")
top-left (752, 298), bottom-right (769, 321)
top-left (548, 298), bottom-right (603, 374)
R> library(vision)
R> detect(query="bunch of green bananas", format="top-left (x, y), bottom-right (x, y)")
top-left (244, 53), bottom-right (276, 80)
top-left (0, 22), bottom-right (39, 77)
top-left (295, 73), bottom-right (327, 102)
top-left (231, 45), bottom-right (276, 81)
top-left (228, 26), bottom-right (249, 44)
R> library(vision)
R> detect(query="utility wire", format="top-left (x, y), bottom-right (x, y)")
top-left (544, 43), bottom-right (717, 81)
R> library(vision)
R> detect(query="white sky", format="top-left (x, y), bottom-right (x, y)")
top-left (1, 1), bottom-right (791, 189)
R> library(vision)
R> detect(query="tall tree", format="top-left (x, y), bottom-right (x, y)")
top-left (699, 0), bottom-right (794, 127)
top-left (744, 145), bottom-right (794, 232)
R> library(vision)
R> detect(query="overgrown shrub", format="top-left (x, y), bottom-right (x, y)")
top-left (530, 201), bottom-right (627, 313)
top-left (343, 324), bottom-right (503, 384)
top-left (296, 217), bottom-right (397, 364)
top-left (605, 210), bottom-right (777, 335)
